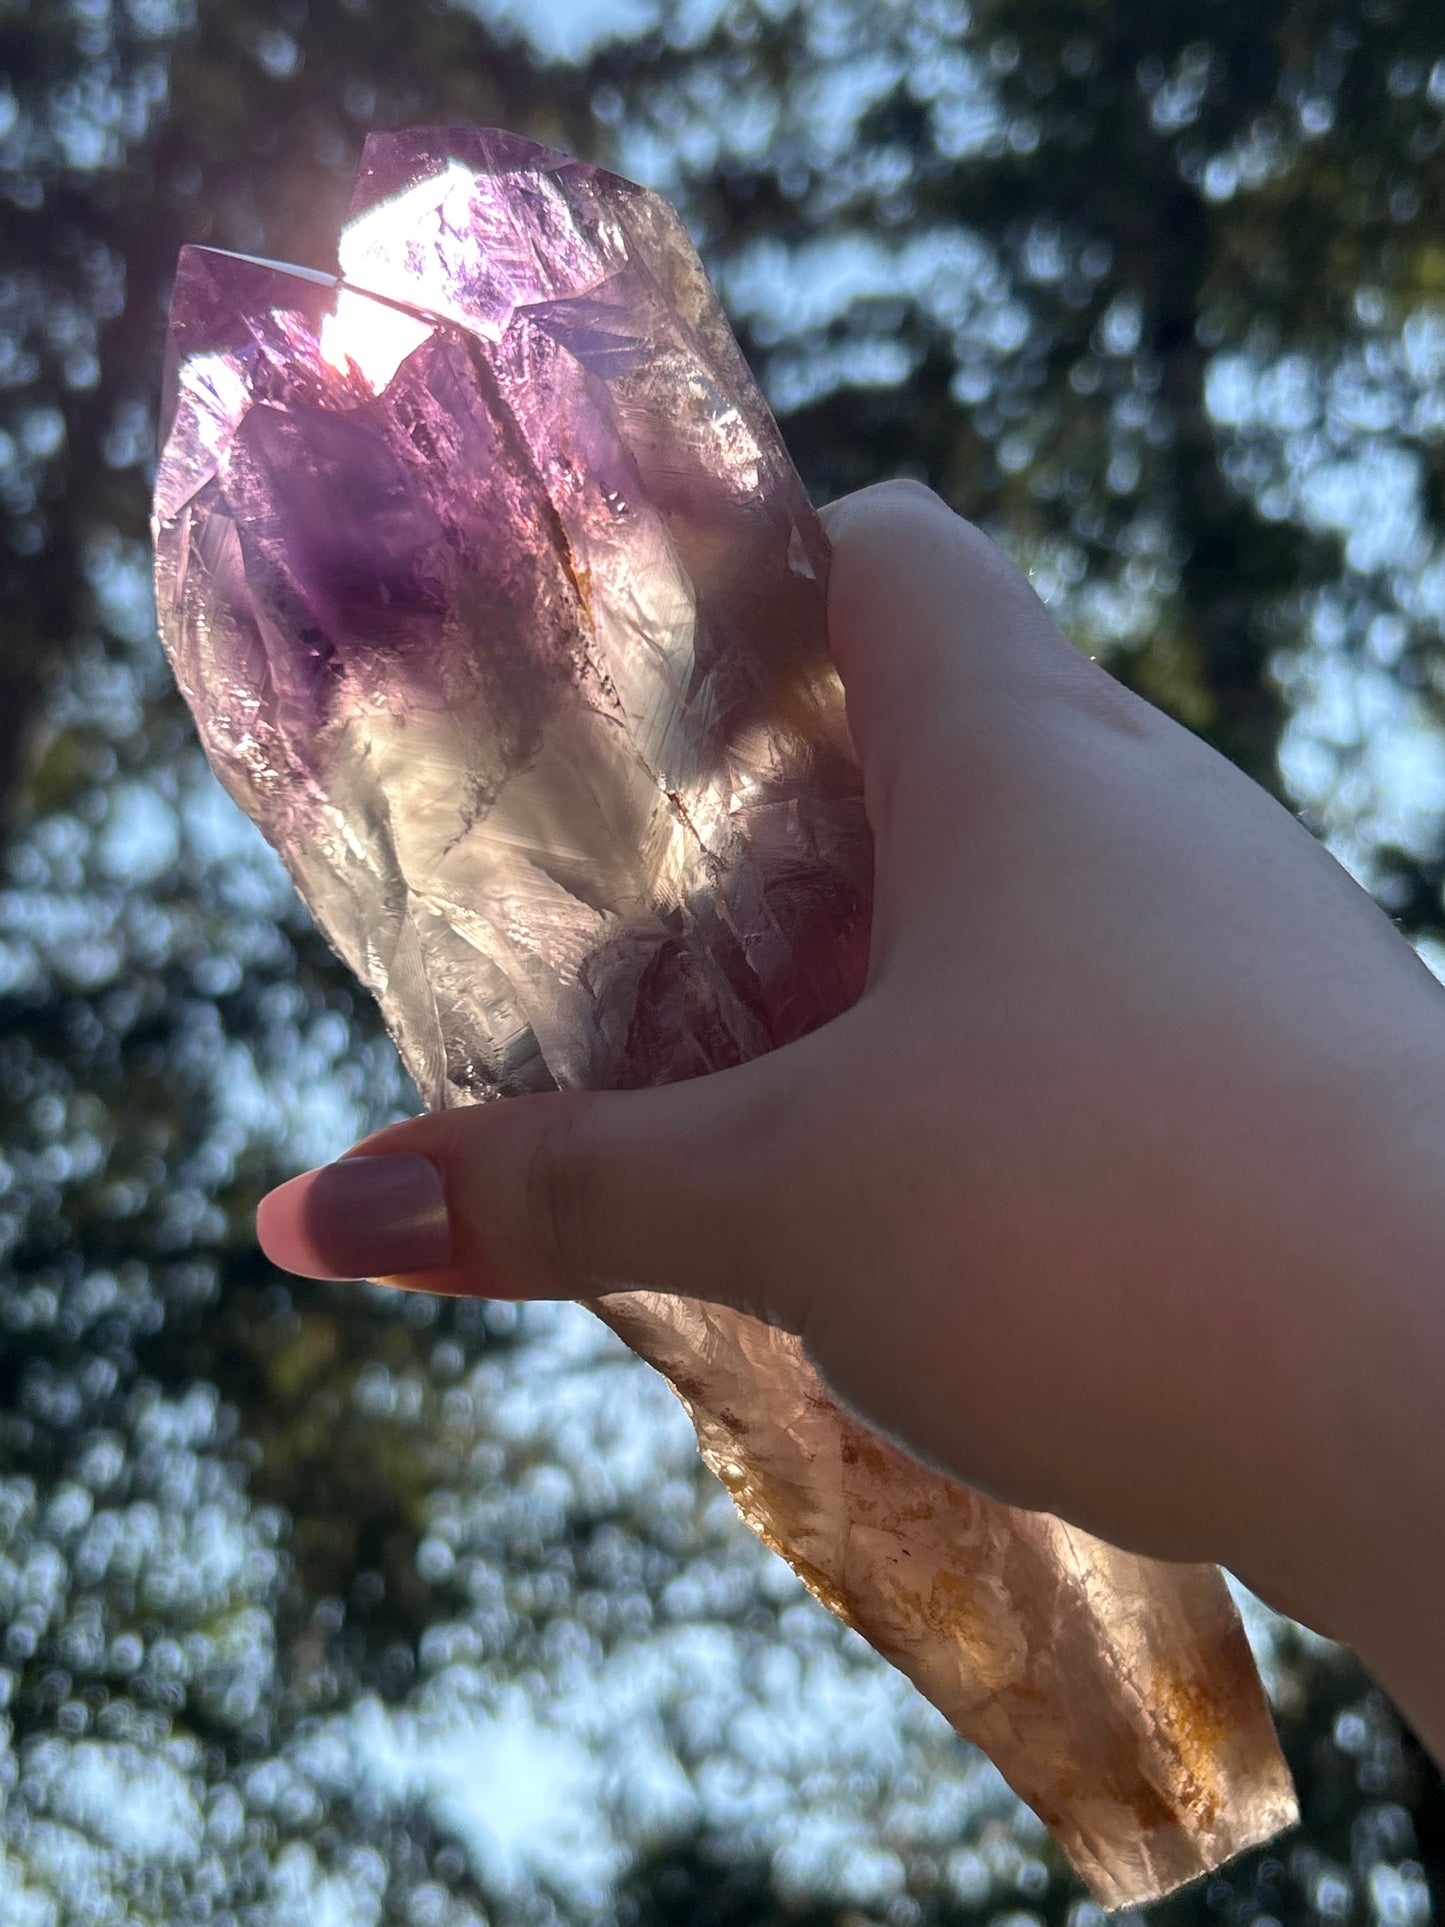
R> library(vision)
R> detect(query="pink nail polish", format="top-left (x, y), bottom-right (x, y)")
top-left (257, 1154), bottom-right (451, 1280)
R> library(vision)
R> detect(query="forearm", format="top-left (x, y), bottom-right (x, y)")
top-left (1229, 1047), bottom-right (1445, 1764)
top-left (1320, 1241), bottom-right (1445, 1764)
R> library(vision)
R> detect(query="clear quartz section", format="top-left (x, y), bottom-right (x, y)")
top-left (152, 127), bottom-right (1297, 1905)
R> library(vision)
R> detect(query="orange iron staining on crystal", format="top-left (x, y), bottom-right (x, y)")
top-left (151, 127), bottom-right (1297, 1904)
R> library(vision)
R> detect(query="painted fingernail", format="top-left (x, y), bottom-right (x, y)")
top-left (256, 1153), bottom-right (452, 1280)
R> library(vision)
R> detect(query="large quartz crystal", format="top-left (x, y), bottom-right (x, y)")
top-left (152, 128), bottom-right (1297, 1904)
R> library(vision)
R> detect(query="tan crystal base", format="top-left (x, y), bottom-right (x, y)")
top-left (599, 1293), bottom-right (1298, 1907)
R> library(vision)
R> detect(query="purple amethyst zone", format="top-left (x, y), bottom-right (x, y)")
top-left (154, 128), bottom-right (868, 1106)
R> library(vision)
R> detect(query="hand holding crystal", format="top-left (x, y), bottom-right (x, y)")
top-left (259, 480), bottom-right (1445, 1758)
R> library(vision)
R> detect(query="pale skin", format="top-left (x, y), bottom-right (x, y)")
top-left (259, 480), bottom-right (1445, 1761)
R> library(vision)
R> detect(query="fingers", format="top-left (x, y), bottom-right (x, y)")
top-left (819, 480), bottom-right (1088, 787)
top-left (819, 482), bottom-right (1150, 957)
top-left (256, 1048), bottom-right (812, 1320)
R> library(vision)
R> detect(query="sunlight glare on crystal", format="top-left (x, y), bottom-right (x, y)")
top-left (339, 159), bottom-right (516, 344)
top-left (318, 286), bottom-right (433, 393)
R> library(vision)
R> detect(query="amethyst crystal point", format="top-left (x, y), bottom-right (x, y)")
top-left (153, 128), bottom-right (1296, 1904)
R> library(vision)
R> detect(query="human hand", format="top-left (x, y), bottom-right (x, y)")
top-left (259, 481), bottom-right (1445, 1754)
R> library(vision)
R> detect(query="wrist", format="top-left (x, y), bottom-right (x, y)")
top-left (1284, 1071), bottom-right (1445, 1761)
top-left (1318, 1315), bottom-right (1445, 1763)
top-left (1198, 1035), bottom-right (1445, 1762)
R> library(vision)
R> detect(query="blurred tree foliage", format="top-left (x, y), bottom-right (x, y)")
top-left (1, 0), bottom-right (1442, 1923)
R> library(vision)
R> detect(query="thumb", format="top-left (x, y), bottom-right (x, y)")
top-left (255, 1052), bottom-right (805, 1318)
top-left (820, 478), bottom-right (1092, 807)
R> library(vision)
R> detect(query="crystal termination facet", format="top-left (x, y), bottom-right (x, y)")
top-left (152, 128), bottom-right (1297, 1905)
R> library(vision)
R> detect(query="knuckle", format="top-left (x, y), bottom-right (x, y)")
top-left (828, 479), bottom-right (956, 559)
top-left (865, 475), bottom-right (949, 512)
